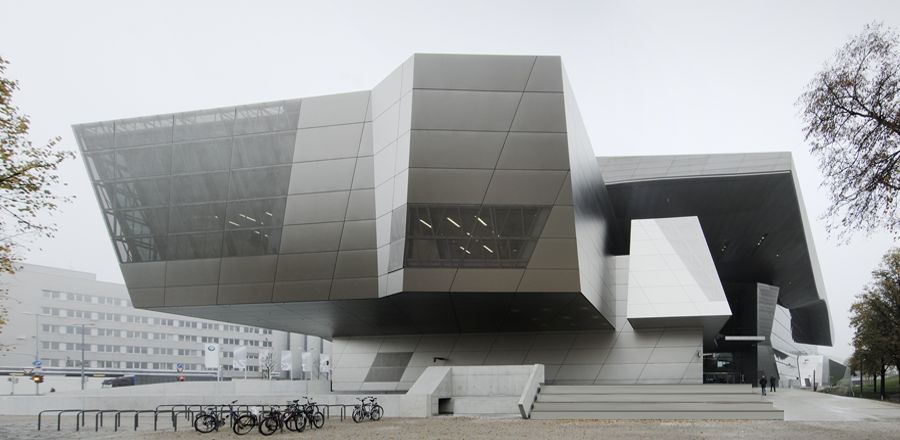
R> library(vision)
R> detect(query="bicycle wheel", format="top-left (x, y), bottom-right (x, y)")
top-left (233, 414), bottom-right (256, 435)
top-left (258, 416), bottom-right (280, 436)
top-left (312, 411), bottom-right (325, 429)
top-left (352, 407), bottom-right (362, 423)
top-left (283, 414), bottom-right (300, 432)
top-left (194, 414), bottom-right (217, 434)
top-left (371, 405), bottom-right (383, 421)
top-left (296, 412), bottom-right (308, 432)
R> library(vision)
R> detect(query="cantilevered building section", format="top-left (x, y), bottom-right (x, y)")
top-left (74, 53), bottom-right (833, 391)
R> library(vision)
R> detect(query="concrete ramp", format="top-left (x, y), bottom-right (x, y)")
top-left (531, 384), bottom-right (783, 420)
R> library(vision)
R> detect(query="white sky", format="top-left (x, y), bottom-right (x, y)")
top-left (2, 0), bottom-right (898, 360)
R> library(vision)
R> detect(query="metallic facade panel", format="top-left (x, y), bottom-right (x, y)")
top-left (409, 130), bottom-right (507, 169)
top-left (351, 157), bottom-right (375, 190)
top-left (330, 277), bottom-right (378, 300)
top-left (297, 91), bottom-right (370, 128)
top-left (217, 282), bottom-right (274, 304)
top-left (272, 280), bottom-right (331, 302)
top-left (275, 252), bottom-right (338, 281)
top-left (288, 158), bottom-right (356, 194)
top-left (449, 268), bottom-right (524, 292)
top-left (164, 285), bottom-right (219, 307)
top-left (165, 259), bottom-right (221, 287)
top-left (346, 189), bottom-right (376, 220)
top-left (525, 56), bottom-right (564, 92)
top-left (412, 54), bottom-right (535, 91)
top-left (339, 220), bottom-right (377, 251)
top-left (510, 92), bottom-right (567, 132)
top-left (496, 132), bottom-right (570, 170)
top-left (483, 170), bottom-right (568, 205)
top-left (129, 287), bottom-right (165, 308)
top-left (406, 169), bottom-right (493, 204)
top-left (334, 249), bottom-right (378, 279)
top-left (218, 256), bottom-right (277, 284)
top-left (294, 123), bottom-right (365, 163)
top-left (411, 89), bottom-right (521, 131)
top-left (120, 262), bottom-right (166, 288)
top-left (284, 191), bottom-right (350, 224)
top-left (280, 222), bottom-right (344, 254)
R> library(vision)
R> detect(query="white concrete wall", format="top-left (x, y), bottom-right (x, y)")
top-left (406, 365), bottom-right (538, 417)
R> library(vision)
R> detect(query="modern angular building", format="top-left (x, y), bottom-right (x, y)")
top-left (74, 54), bottom-right (833, 392)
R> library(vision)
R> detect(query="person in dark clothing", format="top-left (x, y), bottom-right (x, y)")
top-left (759, 376), bottom-right (768, 396)
top-left (770, 375), bottom-right (777, 392)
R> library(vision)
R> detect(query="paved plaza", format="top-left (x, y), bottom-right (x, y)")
top-left (4, 389), bottom-right (900, 440)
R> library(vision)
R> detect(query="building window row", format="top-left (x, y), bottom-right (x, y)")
top-left (42, 289), bottom-right (130, 307)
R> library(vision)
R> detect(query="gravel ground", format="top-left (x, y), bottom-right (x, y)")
top-left (5, 415), bottom-right (900, 440)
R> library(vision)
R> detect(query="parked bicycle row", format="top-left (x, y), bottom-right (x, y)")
top-left (195, 396), bottom-right (383, 435)
top-left (35, 396), bottom-right (384, 433)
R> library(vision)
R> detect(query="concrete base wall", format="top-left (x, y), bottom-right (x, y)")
top-left (332, 327), bottom-right (704, 392)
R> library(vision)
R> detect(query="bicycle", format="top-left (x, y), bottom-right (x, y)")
top-left (256, 405), bottom-right (284, 436)
top-left (299, 396), bottom-right (325, 429)
top-left (282, 400), bottom-right (307, 433)
top-left (194, 400), bottom-right (255, 435)
top-left (352, 396), bottom-right (383, 423)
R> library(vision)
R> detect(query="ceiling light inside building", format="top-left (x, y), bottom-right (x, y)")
top-left (446, 217), bottom-right (461, 228)
top-left (418, 219), bottom-right (433, 229)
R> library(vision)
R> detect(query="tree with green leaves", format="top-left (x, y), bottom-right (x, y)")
top-left (798, 23), bottom-right (900, 240)
top-left (849, 247), bottom-right (900, 401)
top-left (0, 56), bottom-right (74, 329)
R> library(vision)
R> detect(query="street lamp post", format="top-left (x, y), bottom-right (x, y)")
top-left (22, 312), bottom-right (48, 395)
top-left (79, 323), bottom-right (95, 391)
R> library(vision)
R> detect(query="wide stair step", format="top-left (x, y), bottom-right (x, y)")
top-left (530, 384), bottom-right (783, 420)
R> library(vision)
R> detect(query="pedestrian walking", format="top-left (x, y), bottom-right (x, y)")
top-left (759, 376), bottom-right (768, 396)
top-left (770, 375), bottom-right (777, 393)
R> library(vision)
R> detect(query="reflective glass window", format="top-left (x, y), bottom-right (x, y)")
top-left (108, 177), bottom-right (171, 209)
top-left (223, 228), bottom-right (281, 257)
top-left (169, 203), bottom-right (226, 233)
top-left (167, 232), bottom-right (223, 260)
top-left (225, 198), bottom-right (286, 229)
top-left (114, 207), bottom-right (169, 236)
top-left (84, 151), bottom-right (116, 181)
top-left (116, 144), bottom-right (172, 179)
top-left (404, 204), bottom-right (549, 268)
top-left (171, 172), bottom-right (229, 204)
top-left (232, 132), bottom-right (295, 168)
top-left (228, 166), bottom-right (291, 200)
top-left (76, 122), bottom-right (115, 151)
top-left (114, 115), bottom-right (174, 148)
top-left (233, 100), bottom-right (301, 135)
top-left (173, 108), bottom-right (235, 141)
top-left (115, 236), bottom-right (166, 263)
top-left (172, 138), bottom-right (233, 174)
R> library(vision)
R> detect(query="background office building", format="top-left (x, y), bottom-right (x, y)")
top-left (0, 264), bottom-right (328, 380)
top-left (73, 53), bottom-right (837, 392)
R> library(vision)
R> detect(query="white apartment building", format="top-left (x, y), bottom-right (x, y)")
top-left (0, 264), bottom-right (328, 379)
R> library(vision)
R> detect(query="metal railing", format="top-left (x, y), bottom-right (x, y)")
top-left (36, 399), bottom-right (372, 432)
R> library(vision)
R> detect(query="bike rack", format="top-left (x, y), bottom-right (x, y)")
top-left (93, 410), bottom-right (120, 431)
top-left (37, 409), bottom-right (69, 431)
top-left (35, 397), bottom-right (385, 432)
top-left (53, 410), bottom-right (87, 431)
top-left (74, 410), bottom-right (102, 431)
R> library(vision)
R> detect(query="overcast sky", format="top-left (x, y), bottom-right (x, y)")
top-left (2, 0), bottom-right (898, 360)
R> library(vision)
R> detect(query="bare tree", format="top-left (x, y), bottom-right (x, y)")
top-left (0, 56), bottom-right (74, 334)
top-left (798, 23), bottom-right (900, 239)
top-left (0, 56), bottom-right (74, 273)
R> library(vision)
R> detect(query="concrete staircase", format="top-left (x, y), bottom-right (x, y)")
top-left (530, 384), bottom-right (783, 420)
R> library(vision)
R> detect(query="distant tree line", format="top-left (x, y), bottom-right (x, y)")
top-left (848, 247), bottom-right (900, 401)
